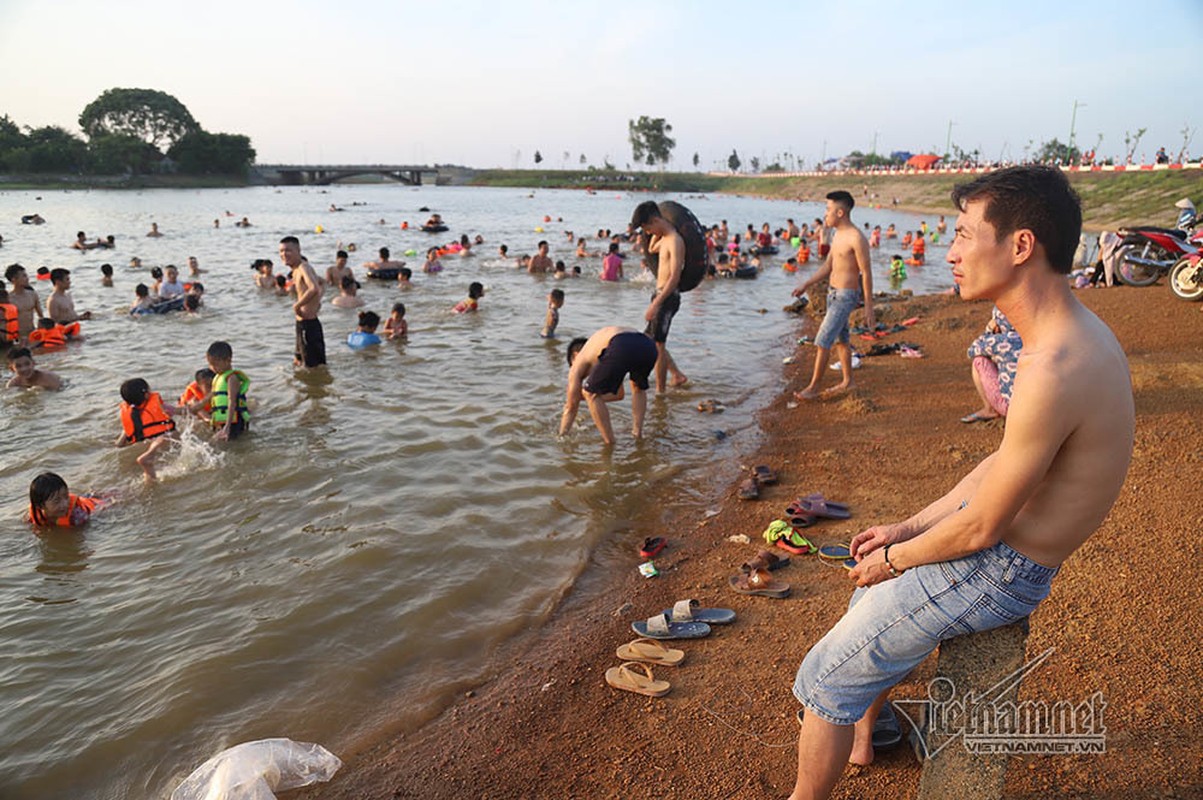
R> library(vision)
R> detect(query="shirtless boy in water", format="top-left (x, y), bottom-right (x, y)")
top-left (786, 167), bottom-right (1135, 800)
top-left (48, 269), bottom-right (92, 323)
top-left (4, 264), bottom-right (44, 341)
top-left (791, 191), bottom-right (874, 399)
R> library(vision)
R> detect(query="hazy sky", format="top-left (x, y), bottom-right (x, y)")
top-left (2, 0), bottom-right (1198, 169)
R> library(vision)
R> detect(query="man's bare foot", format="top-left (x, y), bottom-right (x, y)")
top-left (670, 373), bottom-right (689, 388)
top-left (849, 727), bottom-right (875, 766)
top-left (820, 383), bottom-right (851, 399)
top-left (793, 387), bottom-right (820, 401)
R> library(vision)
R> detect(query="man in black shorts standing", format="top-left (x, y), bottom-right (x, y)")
top-left (559, 326), bottom-right (659, 445)
top-left (631, 202), bottom-right (689, 392)
top-left (280, 236), bottom-right (326, 368)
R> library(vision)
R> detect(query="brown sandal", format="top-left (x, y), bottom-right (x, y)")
top-left (605, 661), bottom-right (671, 697)
top-left (728, 567), bottom-right (791, 598)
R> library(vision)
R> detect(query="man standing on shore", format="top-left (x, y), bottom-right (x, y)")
top-left (791, 191), bottom-right (874, 399)
top-left (280, 236), bottom-right (325, 369)
top-left (631, 201), bottom-right (688, 392)
top-left (786, 167), bottom-right (1135, 799)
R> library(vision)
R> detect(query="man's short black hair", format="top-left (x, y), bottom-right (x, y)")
top-left (279, 235), bottom-right (300, 246)
top-left (50, 268), bottom-right (70, 284)
top-left (101, 263), bottom-right (113, 275)
top-left (951, 166), bottom-right (1082, 274)
top-left (567, 337), bottom-right (588, 367)
top-left (337, 250), bottom-right (348, 259)
top-left (631, 201), bottom-right (661, 229)
top-left (825, 190), bottom-right (855, 211)
top-left (380, 247), bottom-right (390, 259)
top-left (8, 346), bottom-right (31, 362)
top-left (207, 341), bottom-right (233, 361)
top-left (5, 263), bottom-right (25, 282)
top-left (550, 288), bottom-right (565, 302)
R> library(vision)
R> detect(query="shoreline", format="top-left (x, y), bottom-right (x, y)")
top-left (295, 286), bottom-right (1202, 799)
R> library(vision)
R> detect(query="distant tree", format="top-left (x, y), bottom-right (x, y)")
top-left (1123, 128), bottom-right (1146, 164)
top-left (562, 150), bottom-right (570, 167)
top-left (628, 116), bottom-right (676, 167)
top-left (764, 161), bottom-right (784, 173)
top-left (25, 126), bottom-right (89, 173)
top-left (692, 152), bottom-right (700, 169)
top-left (88, 133), bottom-right (160, 174)
top-left (1176, 123), bottom-right (1195, 164)
top-left (79, 88), bottom-right (200, 151)
top-left (728, 149), bottom-right (741, 172)
top-left (1035, 138), bottom-right (1079, 164)
top-left (534, 150), bottom-right (543, 165)
top-left (579, 153), bottom-right (587, 165)
top-left (602, 156), bottom-right (615, 170)
top-left (168, 131), bottom-right (256, 176)
top-left (750, 156), bottom-right (760, 172)
top-left (0, 114), bottom-right (29, 171)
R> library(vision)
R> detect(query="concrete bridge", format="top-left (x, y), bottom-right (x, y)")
top-left (253, 164), bottom-right (440, 186)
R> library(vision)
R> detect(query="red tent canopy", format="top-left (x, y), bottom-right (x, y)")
top-left (906, 154), bottom-right (942, 170)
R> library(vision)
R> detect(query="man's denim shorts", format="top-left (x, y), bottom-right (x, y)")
top-left (793, 541), bottom-right (1058, 725)
top-left (814, 288), bottom-right (861, 350)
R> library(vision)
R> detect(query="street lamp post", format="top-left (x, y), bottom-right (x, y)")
top-left (1069, 100), bottom-right (1086, 162)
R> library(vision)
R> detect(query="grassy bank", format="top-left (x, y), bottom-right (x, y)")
top-left (0, 174), bottom-right (248, 191)
top-left (469, 168), bottom-right (1203, 229)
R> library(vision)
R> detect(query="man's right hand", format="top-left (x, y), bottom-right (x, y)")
top-left (850, 522), bottom-right (911, 560)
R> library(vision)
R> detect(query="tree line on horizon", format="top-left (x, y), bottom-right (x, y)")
top-left (0, 88), bottom-right (255, 178)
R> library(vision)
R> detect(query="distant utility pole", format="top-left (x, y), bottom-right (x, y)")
top-left (871, 130), bottom-right (879, 157)
top-left (1069, 100), bottom-right (1086, 156)
top-left (945, 121), bottom-right (956, 159)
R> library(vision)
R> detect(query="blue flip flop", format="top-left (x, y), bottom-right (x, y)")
top-left (631, 612), bottom-right (711, 640)
top-left (660, 598), bottom-right (736, 626)
top-left (818, 543), bottom-right (852, 560)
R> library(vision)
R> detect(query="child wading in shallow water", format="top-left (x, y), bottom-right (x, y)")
top-left (115, 377), bottom-right (179, 482)
top-left (384, 303), bottom-right (408, 339)
top-left (541, 289), bottom-right (564, 338)
top-left (453, 282), bottom-right (485, 314)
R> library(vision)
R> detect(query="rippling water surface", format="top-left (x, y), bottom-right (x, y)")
top-left (0, 184), bottom-right (948, 798)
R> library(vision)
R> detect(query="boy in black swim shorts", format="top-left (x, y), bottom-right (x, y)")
top-left (559, 326), bottom-right (658, 445)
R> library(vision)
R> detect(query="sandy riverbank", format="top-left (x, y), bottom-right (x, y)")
top-left (296, 284), bottom-right (1202, 800)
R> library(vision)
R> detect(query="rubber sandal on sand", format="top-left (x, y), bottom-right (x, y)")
top-left (639, 537), bottom-right (666, 559)
top-left (818, 543), bottom-right (852, 560)
top-left (742, 549), bottom-right (790, 572)
top-left (631, 612), bottom-right (711, 640)
top-left (661, 598), bottom-right (737, 625)
top-left (751, 465), bottom-right (778, 485)
top-left (615, 638), bottom-right (685, 666)
top-left (729, 567), bottom-right (791, 598)
top-left (738, 477), bottom-right (760, 500)
top-left (960, 411), bottom-right (999, 424)
top-left (788, 514), bottom-right (817, 530)
top-left (605, 661), bottom-right (671, 697)
top-left (776, 531), bottom-right (816, 556)
top-left (786, 494), bottom-right (852, 520)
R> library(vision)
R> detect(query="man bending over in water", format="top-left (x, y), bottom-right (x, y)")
top-left (786, 166), bottom-right (1134, 799)
top-left (560, 327), bottom-right (659, 446)
top-left (791, 191), bottom-right (874, 399)
top-left (631, 201), bottom-right (688, 392)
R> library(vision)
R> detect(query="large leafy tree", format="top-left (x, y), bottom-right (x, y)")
top-left (628, 116), bottom-right (675, 167)
top-left (168, 131), bottom-right (256, 176)
top-left (26, 126), bottom-right (89, 173)
top-left (79, 88), bottom-right (200, 151)
top-left (89, 134), bottom-right (160, 175)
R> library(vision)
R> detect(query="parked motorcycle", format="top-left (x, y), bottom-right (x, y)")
top-left (1115, 198), bottom-right (1200, 287)
top-left (1169, 248), bottom-right (1203, 301)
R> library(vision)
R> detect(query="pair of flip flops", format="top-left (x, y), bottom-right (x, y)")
top-left (729, 566), bottom-right (791, 598)
top-left (795, 703), bottom-right (904, 750)
top-left (818, 542), bottom-right (858, 570)
top-left (630, 599), bottom-right (737, 640)
top-left (738, 465), bottom-right (778, 501)
top-left (785, 494), bottom-right (852, 521)
top-left (605, 661), bottom-right (672, 697)
top-left (639, 537), bottom-right (666, 559)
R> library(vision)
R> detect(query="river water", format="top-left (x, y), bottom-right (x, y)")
top-left (0, 184), bottom-right (949, 798)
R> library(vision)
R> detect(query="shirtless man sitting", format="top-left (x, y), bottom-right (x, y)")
top-left (4, 263), bottom-right (44, 341)
top-left (47, 268), bottom-right (92, 323)
top-left (791, 190), bottom-right (874, 399)
top-left (786, 166), bottom-right (1135, 800)
top-left (559, 326), bottom-right (659, 446)
top-left (326, 250), bottom-right (354, 289)
top-left (529, 241), bottom-right (553, 274)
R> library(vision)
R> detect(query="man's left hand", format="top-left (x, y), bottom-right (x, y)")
top-left (849, 547), bottom-right (895, 587)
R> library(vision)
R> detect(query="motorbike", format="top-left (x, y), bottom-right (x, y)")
top-left (1114, 200), bottom-right (1201, 287)
top-left (1169, 247), bottom-right (1203, 301)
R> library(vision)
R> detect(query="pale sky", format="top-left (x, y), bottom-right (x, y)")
top-left (2, 0), bottom-right (1198, 169)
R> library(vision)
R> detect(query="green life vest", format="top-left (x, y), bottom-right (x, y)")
top-left (210, 369), bottom-right (250, 425)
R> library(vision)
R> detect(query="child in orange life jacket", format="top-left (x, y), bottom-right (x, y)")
top-left (27, 471), bottom-right (109, 529)
top-left (796, 239), bottom-right (811, 263)
top-left (28, 317), bottom-right (81, 349)
top-left (115, 377), bottom-right (179, 482)
top-left (179, 368), bottom-right (215, 421)
top-left (0, 281), bottom-right (19, 345)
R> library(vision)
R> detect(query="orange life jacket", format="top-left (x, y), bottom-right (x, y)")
top-left (0, 303), bottom-right (16, 343)
top-left (179, 381), bottom-right (211, 412)
top-left (912, 238), bottom-right (926, 256)
top-left (30, 493), bottom-right (100, 527)
top-left (797, 246), bottom-right (811, 262)
top-left (120, 392), bottom-right (176, 443)
top-left (901, 233), bottom-right (913, 246)
top-left (29, 326), bottom-right (66, 348)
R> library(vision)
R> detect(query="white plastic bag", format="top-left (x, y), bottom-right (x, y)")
top-left (171, 738), bottom-right (342, 800)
